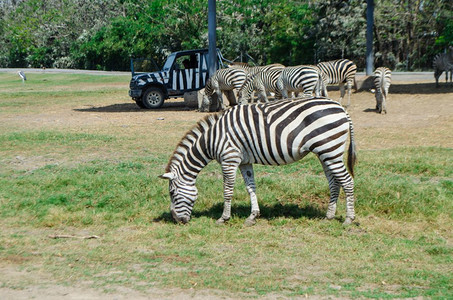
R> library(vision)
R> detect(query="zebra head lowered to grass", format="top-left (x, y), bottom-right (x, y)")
top-left (275, 65), bottom-right (327, 99)
top-left (160, 97), bottom-right (357, 226)
top-left (200, 68), bottom-right (247, 112)
top-left (237, 68), bottom-right (284, 104)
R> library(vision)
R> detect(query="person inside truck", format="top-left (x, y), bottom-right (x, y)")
top-left (183, 59), bottom-right (191, 69)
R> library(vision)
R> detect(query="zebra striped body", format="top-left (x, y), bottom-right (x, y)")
top-left (160, 97), bottom-right (357, 226)
top-left (374, 67), bottom-right (392, 114)
top-left (276, 65), bottom-right (325, 99)
top-left (202, 68), bottom-right (247, 112)
top-left (433, 47), bottom-right (453, 88)
top-left (237, 68), bottom-right (283, 104)
top-left (228, 63), bottom-right (285, 76)
top-left (317, 59), bottom-right (357, 107)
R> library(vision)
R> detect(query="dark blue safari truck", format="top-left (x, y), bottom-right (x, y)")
top-left (129, 49), bottom-right (227, 109)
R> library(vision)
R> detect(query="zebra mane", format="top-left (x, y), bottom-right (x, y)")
top-left (165, 113), bottom-right (221, 173)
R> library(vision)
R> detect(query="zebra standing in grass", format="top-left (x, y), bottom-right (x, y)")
top-left (160, 97), bottom-right (357, 226)
top-left (237, 68), bottom-right (284, 104)
top-left (374, 67), bottom-right (392, 114)
top-left (317, 59), bottom-right (357, 107)
top-left (433, 46), bottom-right (453, 88)
top-left (201, 68), bottom-right (247, 112)
top-left (276, 65), bottom-right (327, 99)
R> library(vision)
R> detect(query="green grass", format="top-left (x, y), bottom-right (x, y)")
top-left (0, 73), bottom-right (452, 298)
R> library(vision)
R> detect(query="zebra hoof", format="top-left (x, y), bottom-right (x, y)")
top-left (215, 218), bottom-right (227, 225)
top-left (244, 218), bottom-right (256, 227)
top-left (343, 217), bottom-right (354, 226)
top-left (326, 214), bottom-right (335, 220)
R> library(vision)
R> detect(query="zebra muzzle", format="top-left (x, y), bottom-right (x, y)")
top-left (171, 209), bottom-right (190, 224)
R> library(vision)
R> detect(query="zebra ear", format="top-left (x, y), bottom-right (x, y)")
top-left (159, 172), bottom-right (175, 180)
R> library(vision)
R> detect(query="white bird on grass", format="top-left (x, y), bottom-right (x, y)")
top-left (17, 71), bottom-right (26, 84)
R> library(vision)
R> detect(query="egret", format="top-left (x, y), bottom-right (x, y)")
top-left (18, 71), bottom-right (26, 84)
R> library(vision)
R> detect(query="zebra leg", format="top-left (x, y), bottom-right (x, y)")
top-left (338, 82), bottom-right (345, 106)
top-left (274, 91), bottom-right (283, 100)
top-left (213, 89), bottom-right (223, 111)
top-left (239, 164), bottom-right (260, 226)
top-left (225, 90), bottom-right (238, 107)
top-left (216, 161), bottom-right (239, 225)
top-left (375, 92), bottom-right (382, 113)
top-left (434, 70), bottom-right (441, 88)
top-left (381, 94), bottom-right (387, 114)
top-left (346, 80), bottom-right (353, 107)
top-left (322, 166), bottom-right (341, 220)
top-left (323, 161), bottom-right (355, 225)
top-left (257, 90), bottom-right (269, 103)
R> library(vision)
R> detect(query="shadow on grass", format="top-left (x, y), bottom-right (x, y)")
top-left (153, 202), bottom-right (325, 224)
top-left (388, 82), bottom-right (453, 94)
top-left (330, 82), bottom-right (452, 95)
top-left (74, 101), bottom-right (194, 113)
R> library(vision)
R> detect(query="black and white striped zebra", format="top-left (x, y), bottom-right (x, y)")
top-left (374, 67), bottom-right (392, 114)
top-left (275, 65), bottom-right (326, 99)
top-left (160, 97), bottom-right (357, 226)
top-left (433, 46), bottom-right (453, 88)
top-left (317, 59), bottom-right (357, 107)
top-left (228, 63), bottom-right (285, 76)
top-left (237, 68), bottom-right (284, 104)
top-left (201, 68), bottom-right (247, 112)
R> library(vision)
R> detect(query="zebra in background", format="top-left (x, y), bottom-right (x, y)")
top-left (276, 65), bottom-right (327, 99)
top-left (433, 46), bottom-right (453, 88)
top-left (317, 59), bottom-right (357, 107)
top-left (200, 68), bottom-right (247, 112)
top-left (237, 68), bottom-right (283, 104)
top-left (374, 67), bottom-right (392, 114)
top-left (228, 63), bottom-right (285, 76)
top-left (160, 97), bottom-right (357, 226)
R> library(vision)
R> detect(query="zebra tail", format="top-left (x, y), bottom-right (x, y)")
top-left (346, 113), bottom-right (357, 177)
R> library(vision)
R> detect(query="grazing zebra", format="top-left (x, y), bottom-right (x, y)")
top-left (237, 68), bottom-right (284, 104)
top-left (160, 97), bottom-right (357, 226)
top-left (276, 65), bottom-right (326, 99)
top-left (374, 67), bottom-right (392, 114)
top-left (433, 46), bottom-right (453, 88)
top-left (317, 59), bottom-right (357, 107)
top-left (201, 68), bottom-right (247, 112)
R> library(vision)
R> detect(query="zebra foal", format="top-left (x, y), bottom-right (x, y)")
top-left (317, 59), bottom-right (357, 107)
top-left (201, 68), bottom-right (247, 112)
top-left (374, 67), bottom-right (392, 114)
top-left (160, 97), bottom-right (357, 226)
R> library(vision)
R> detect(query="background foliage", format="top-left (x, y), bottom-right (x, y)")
top-left (0, 0), bottom-right (452, 71)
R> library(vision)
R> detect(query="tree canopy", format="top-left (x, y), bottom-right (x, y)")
top-left (0, 0), bottom-right (452, 71)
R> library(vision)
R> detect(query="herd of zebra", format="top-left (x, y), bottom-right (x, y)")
top-left (160, 50), bottom-right (451, 226)
top-left (200, 58), bottom-right (392, 115)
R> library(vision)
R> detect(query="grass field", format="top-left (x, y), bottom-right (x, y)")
top-left (0, 72), bottom-right (452, 299)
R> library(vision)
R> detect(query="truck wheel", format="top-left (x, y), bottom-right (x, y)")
top-left (142, 87), bottom-right (164, 109)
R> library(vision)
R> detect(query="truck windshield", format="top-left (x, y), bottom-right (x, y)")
top-left (131, 58), bottom-right (160, 75)
top-left (162, 53), bottom-right (176, 72)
